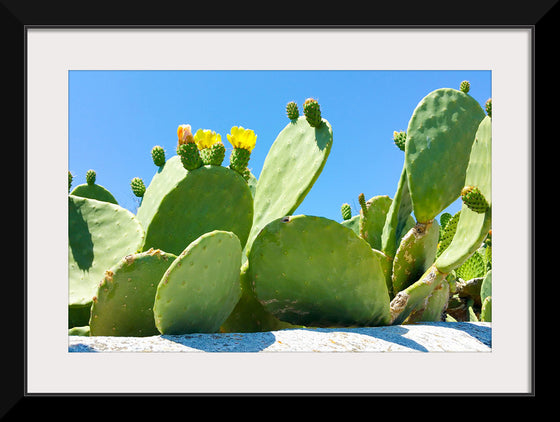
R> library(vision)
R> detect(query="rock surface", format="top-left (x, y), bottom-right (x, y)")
top-left (69, 321), bottom-right (491, 352)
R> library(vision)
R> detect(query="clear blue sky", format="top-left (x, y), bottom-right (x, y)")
top-left (68, 70), bottom-right (491, 223)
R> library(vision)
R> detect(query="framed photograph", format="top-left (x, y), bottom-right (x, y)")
top-left (14, 1), bottom-right (545, 409)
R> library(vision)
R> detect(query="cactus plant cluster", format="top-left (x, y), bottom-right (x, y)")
top-left (69, 83), bottom-right (491, 338)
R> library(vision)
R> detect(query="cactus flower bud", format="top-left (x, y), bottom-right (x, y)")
top-left (177, 124), bottom-right (194, 146)
top-left (358, 193), bottom-right (368, 215)
top-left (227, 126), bottom-right (257, 175)
top-left (151, 145), bottom-right (166, 167)
top-left (485, 98), bottom-right (492, 117)
top-left (177, 142), bottom-right (202, 171)
top-left (460, 80), bottom-right (470, 93)
top-left (341, 203), bottom-right (352, 221)
top-left (226, 126), bottom-right (257, 152)
top-left (286, 101), bottom-right (299, 120)
top-left (194, 129), bottom-right (222, 151)
top-left (461, 185), bottom-right (489, 213)
top-left (393, 130), bottom-right (407, 151)
top-left (86, 169), bottom-right (96, 185)
top-left (303, 98), bottom-right (322, 128)
top-left (200, 141), bottom-right (226, 166)
top-left (130, 177), bottom-right (146, 198)
top-left (68, 171), bottom-right (73, 193)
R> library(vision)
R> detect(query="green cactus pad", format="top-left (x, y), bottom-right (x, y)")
top-left (391, 219), bottom-right (440, 296)
top-left (407, 279), bottom-right (450, 323)
top-left (405, 88), bottom-right (485, 222)
top-left (389, 263), bottom-right (446, 325)
top-left (245, 169), bottom-right (257, 197)
top-left (456, 250), bottom-right (486, 281)
top-left (436, 210), bottom-right (461, 258)
top-left (372, 247), bottom-right (394, 298)
top-left (435, 116), bottom-right (492, 273)
top-left (141, 165), bottom-right (253, 255)
top-left (380, 165), bottom-right (415, 259)
top-left (248, 215), bottom-right (391, 327)
top-left (136, 155), bottom-right (187, 225)
top-left (340, 214), bottom-right (360, 236)
top-left (480, 296), bottom-right (492, 322)
top-left (68, 171), bottom-right (73, 192)
top-left (70, 182), bottom-right (119, 205)
top-left (153, 231), bottom-right (243, 335)
top-left (68, 326), bottom-right (90, 336)
top-left (245, 116), bottom-right (333, 255)
top-left (359, 195), bottom-right (411, 251)
top-left (68, 195), bottom-right (145, 322)
top-left (480, 269), bottom-right (492, 303)
top-left (220, 261), bottom-right (298, 333)
top-left (439, 212), bottom-right (453, 232)
top-left (89, 249), bottom-right (177, 337)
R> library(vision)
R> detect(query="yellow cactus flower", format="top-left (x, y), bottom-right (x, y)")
top-left (177, 124), bottom-right (194, 145)
top-left (194, 128), bottom-right (221, 150)
top-left (226, 126), bottom-right (257, 152)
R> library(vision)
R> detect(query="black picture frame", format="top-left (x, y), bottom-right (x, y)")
top-left (10, 0), bottom-right (550, 415)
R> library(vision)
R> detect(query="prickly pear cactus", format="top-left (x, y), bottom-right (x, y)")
top-left (245, 114), bottom-right (333, 255)
top-left (70, 170), bottom-right (119, 205)
top-left (89, 248), bottom-right (176, 337)
top-left (153, 231), bottom-right (242, 334)
top-left (248, 215), bottom-right (391, 327)
top-left (140, 165), bottom-right (253, 256)
top-left (480, 269), bottom-right (492, 322)
top-left (359, 195), bottom-right (414, 251)
top-left (435, 115), bottom-right (492, 273)
top-left (405, 88), bottom-right (485, 223)
top-left (220, 260), bottom-right (298, 333)
top-left (380, 164), bottom-right (414, 259)
top-left (68, 195), bottom-right (144, 327)
top-left (391, 220), bottom-right (440, 296)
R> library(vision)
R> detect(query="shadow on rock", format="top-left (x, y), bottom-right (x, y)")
top-left (161, 331), bottom-right (277, 352)
top-left (300, 325), bottom-right (430, 352)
